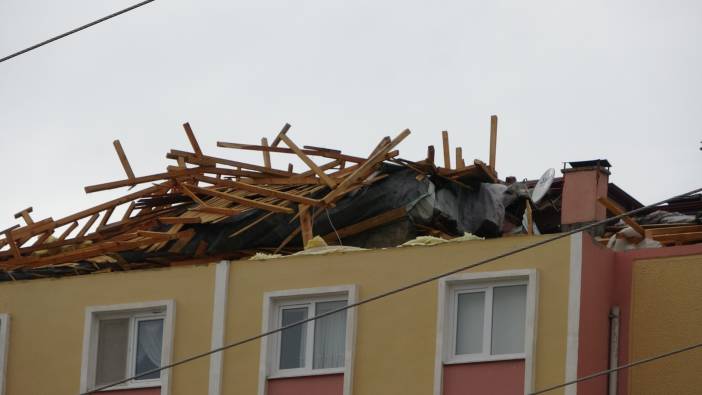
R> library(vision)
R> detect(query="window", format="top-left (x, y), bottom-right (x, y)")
top-left (275, 297), bottom-right (347, 374)
top-left (0, 313), bottom-right (9, 395)
top-left (451, 282), bottom-right (527, 360)
top-left (259, 285), bottom-right (357, 395)
top-left (80, 301), bottom-right (174, 394)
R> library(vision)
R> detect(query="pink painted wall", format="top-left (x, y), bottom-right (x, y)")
top-left (443, 360), bottom-right (524, 395)
top-left (578, 234), bottom-right (616, 394)
top-left (102, 387), bottom-right (160, 395)
top-left (267, 373), bottom-right (343, 395)
top-left (561, 170), bottom-right (608, 225)
top-left (613, 244), bottom-right (702, 395)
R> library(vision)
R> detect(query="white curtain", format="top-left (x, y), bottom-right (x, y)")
top-left (455, 291), bottom-right (485, 355)
top-left (136, 319), bottom-right (163, 379)
top-left (313, 301), bottom-right (347, 369)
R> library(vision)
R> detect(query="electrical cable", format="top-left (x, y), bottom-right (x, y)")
top-left (82, 186), bottom-right (702, 394)
top-left (529, 341), bottom-right (702, 394)
top-left (325, 208), bottom-right (343, 246)
top-left (0, 0), bottom-right (156, 64)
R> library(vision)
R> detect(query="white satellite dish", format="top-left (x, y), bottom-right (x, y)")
top-left (531, 168), bottom-right (555, 204)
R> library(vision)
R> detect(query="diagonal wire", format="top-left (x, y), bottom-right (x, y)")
top-left (530, 341), bottom-right (702, 394)
top-left (0, 0), bottom-right (156, 64)
top-left (83, 186), bottom-right (702, 394)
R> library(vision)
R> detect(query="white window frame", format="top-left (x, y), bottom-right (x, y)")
top-left (80, 301), bottom-right (175, 395)
top-left (434, 270), bottom-right (538, 395)
top-left (0, 314), bottom-right (9, 395)
top-left (258, 285), bottom-right (357, 395)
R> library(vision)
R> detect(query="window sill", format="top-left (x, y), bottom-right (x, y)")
top-left (268, 367), bottom-right (345, 380)
top-left (94, 380), bottom-right (161, 392)
top-left (444, 353), bottom-right (525, 365)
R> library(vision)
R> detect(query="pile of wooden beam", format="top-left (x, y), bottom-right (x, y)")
top-left (597, 197), bottom-right (702, 246)
top-left (0, 117), bottom-right (501, 279)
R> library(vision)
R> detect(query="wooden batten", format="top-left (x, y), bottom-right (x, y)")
top-left (442, 131), bottom-right (451, 169)
top-left (299, 205), bottom-right (313, 248)
top-left (270, 123), bottom-right (291, 148)
top-left (489, 115), bottom-right (497, 172)
top-left (182, 122), bottom-right (203, 156)
top-left (113, 140), bottom-right (136, 180)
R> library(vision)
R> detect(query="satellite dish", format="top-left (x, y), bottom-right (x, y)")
top-left (531, 168), bottom-right (555, 204)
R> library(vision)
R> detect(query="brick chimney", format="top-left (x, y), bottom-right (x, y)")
top-left (560, 159), bottom-right (610, 232)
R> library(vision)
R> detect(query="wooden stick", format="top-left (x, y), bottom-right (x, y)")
top-left (183, 122), bottom-right (203, 156)
top-left (77, 213), bottom-right (100, 238)
top-left (261, 137), bottom-right (272, 169)
top-left (489, 115), bottom-right (497, 172)
top-left (98, 206), bottom-right (115, 229)
top-left (597, 197), bottom-right (645, 236)
top-left (159, 217), bottom-right (202, 225)
top-left (14, 207), bottom-right (34, 225)
top-left (3, 228), bottom-right (20, 258)
top-left (442, 131), bottom-right (451, 169)
top-left (122, 202), bottom-right (136, 221)
top-left (57, 222), bottom-right (78, 241)
top-left (426, 145), bottom-right (435, 165)
top-left (186, 184), bottom-right (294, 214)
top-left (169, 150), bottom-right (292, 177)
top-left (526, 200), bottom-right (534, 235)
top-left (189, 206), bottom-right (242, 217)
top-left (323, 129), bottom-right (410, 204)
top-left (277, 133), bottom-right (338, 188)
top-left (113, 140), bottom-right (136, 180)
top-left (217, 141), bottom-right (367, 163)
top-left (321, 207), bottom-right (406, 242)
top-left (228, 212), bottom-right (275, 238)
top-left (270, 123), bottom-right (291, 147)
top-left (455, 147), bottom-right (463, 169)
top-left (299, 205), bottom-right (313, 248)
top-left (194, 175), bottom-right (323, 206)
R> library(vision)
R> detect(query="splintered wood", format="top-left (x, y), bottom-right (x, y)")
top-left (0, 116), bottom-right (505, 277)
top-left (0, 122), bottom-right (412, 274)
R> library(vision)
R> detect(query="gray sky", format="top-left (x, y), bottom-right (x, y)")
top-left (1, 0), bottom-right (700, 232)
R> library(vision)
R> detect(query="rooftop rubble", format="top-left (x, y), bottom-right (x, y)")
top-left (1, 117), bottom-right (700, 281)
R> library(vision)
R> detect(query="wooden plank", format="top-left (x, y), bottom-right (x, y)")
top-left (194, 175), bottom-right (322, 206)
top-left (189, 206), bottom-right (243, 217)
top-left (323, 129), bottom-right (410, 204)
top-left (321, 207), bottom-right (406, 242)
top-left (3, 228), bottom-right (20, 258)
top-left (228, 212), bottom-right (276, 238)
top-left (187, 184), bottom-right (294, 214)
top-left (113, 140), bottom-right (136, 180)
top-left (85, 167), bottom-right (205, 193)
top-left (455, 147), bottom-right (463, 169)
top-left (136, 231), bottom-right (181, 241)
top-left (57, 221), bottom-right (78, 241)
top-left (489, 115), bottom-right (497, 172)
top-left (216, 141), bottom-right (367, 163)
top-left (526, 200), bottom-right (534, 235)
top-left (32, 230), bottom-right (54, 247)
top-left (261, 137), bottom-right (272, 168)
top-left (98, 206), bottom-right (115, 229)
top-left (442, 131), bottom-right (450, 169)
top-left (299, 205), bottom-right (313, 248)
top-left (167, 228), bottom-right (196, 253)
top-left (14, 207), bottom-right (34, 225)
top-left (303, 145), bottom-right (341, 154)
top-left (169, 150), bottom-right (292, 177)
top-left (597, 197), bottom-right (645, 236)
top-left (270, 123), bottom-right (291, 147)
top-left (277, 133), bottom-right (338, 188)
top-left (248, 177), bottom-right (322, 185)
top-left (159, 217), bottom-right (202, 224)
top-left (122, 202), bottom-right (136, 221)
top-left (426, 145), bottom-right (435, 165)
top-left (645, 225), bottom-right (702, 238)
top-left (179, 184), bottom-right (206, 205)
top-left (77, 213), bottom-right (100, 238)
top-left (653, 231), bottom-right (702, 244)
top-left (182, 122), bottom-right (203, 156)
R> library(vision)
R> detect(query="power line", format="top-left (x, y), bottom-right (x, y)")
top-left (0, 0), bottom-right (156, 64)
top-left (530, 341), bottom-right (702, 394)
top-left (83, 186), bottom-right (702, 394)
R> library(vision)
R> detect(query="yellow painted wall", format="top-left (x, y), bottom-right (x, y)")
top-left (630, 254), bottom-right (702, 395)
top-left (222, 235), bottom-right (574, 395)
top-left (0, 264), bottom-right (215, 395)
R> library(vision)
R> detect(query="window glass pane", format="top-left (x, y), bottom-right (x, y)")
top-left (491, 285), bottom-right (527, 355)
top-left (279, 307), bottom-right (308, 369)
top-left (455, 291), bottom-right (485, 355)
top-left (95, 318), bottom-right (129, 386)
top-left (313, 300), bottom-right (347, 369)
top-left (135, 318), bottom-right (164, 380)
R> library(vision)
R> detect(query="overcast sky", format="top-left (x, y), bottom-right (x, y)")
top-left (1, 0), bottom-right (700, 231)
